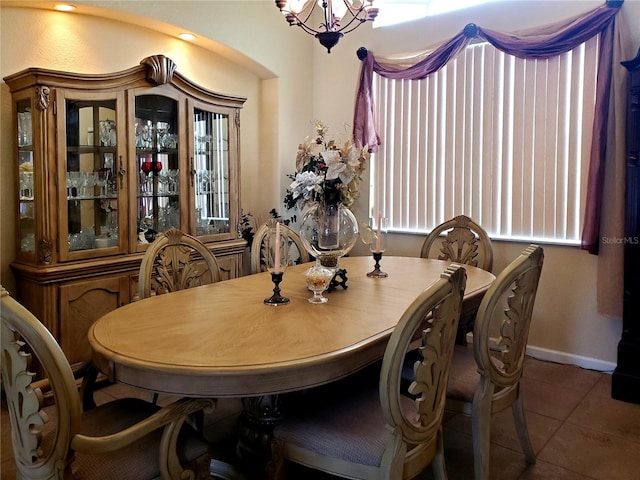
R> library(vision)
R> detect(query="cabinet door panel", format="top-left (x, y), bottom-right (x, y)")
top-left (60, 276), bottom-right (129, 366)
top-left (187, 98), bottom-right (240, 243)
top-left (57, 90), bottom-right (126, 261)
top-left (132, 90), bottom-right (184, 250)
top-left (216, 255), bottom-right (238, 280)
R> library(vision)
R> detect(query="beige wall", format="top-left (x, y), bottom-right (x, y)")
top-left (0, 2), bottom-right (314, 292)
top-left (2, 0), bottom-right (639, 369)
top-left (311, 0), bottom-right (639, 370)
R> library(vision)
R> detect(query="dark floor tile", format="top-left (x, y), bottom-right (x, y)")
top-left (482, 408), bottom-right (561, 455)
top-left (589, 374), bottom-right (613, 398)
top-left (427, 426), bottom-right (532, 480)
top-left (3, 359), bottom-right (638, 480)
top-left (523, 358), bottom-right (602, 393)
top-left (520, 376), bottom-right (587, 421)
top-left (567, 387), bottom-right (640, 443)
top-left (518, 459), bottom-right (598, 480)
top-left (537, 422), bottom-right (640, 480)
top-left (442, 409), bottom-right (560, 474)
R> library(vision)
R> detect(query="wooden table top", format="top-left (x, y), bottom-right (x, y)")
top-left (88, 256), bottom-right (495, 398)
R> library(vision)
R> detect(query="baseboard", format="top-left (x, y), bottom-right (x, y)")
top-left (525, 345), bottom-right (616, 373)
top-left (464, 333), bottom-right (617, 373)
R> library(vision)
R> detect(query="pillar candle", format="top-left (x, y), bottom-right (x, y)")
top-left (274, 222), bottom-right (281, 273)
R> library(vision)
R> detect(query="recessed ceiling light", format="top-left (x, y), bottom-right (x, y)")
top-left (178, 33), bottom-right (196, 41)
top-left (54, 4), bottom-right (76, 11)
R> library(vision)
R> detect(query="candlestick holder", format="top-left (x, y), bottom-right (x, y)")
top-left (264, 271), bottom-right (290, 305)
top-left (366, 215), bottom-right (388, 278)
top-left (367, 251), bottom-right (388, 278)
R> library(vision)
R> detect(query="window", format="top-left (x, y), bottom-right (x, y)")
top-left (369, 37), bottom-right (599, 244)
top-left (374, 0), bottom-right (498, 28)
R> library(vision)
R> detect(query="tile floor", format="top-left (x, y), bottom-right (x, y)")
top-left (2, 357), bottom-right (640, 479)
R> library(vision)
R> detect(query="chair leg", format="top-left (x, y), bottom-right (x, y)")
top-left (471, 380), bottom-right (493, 480)
top-left (512, 388), bottom-right (536, 464)
top-left (432, 426), bottom-right (448, 480)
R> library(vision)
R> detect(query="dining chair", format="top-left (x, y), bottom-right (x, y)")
top-left (269, 264), bottom-right (467, 480)
top-left (1, 285), bottom-right (215, 480)
top-left (138, 227), bottom-right (222, 299)
top-left (420, 214), bottom-right (493, 344)
top-left (420, 214), bottom-right (493, 272)
top-left (250, 222), bottom-right (310, 274)
top-left (445, 244), bottom-right (544, 480)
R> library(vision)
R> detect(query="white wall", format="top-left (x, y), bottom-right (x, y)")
top-left (2, 0), bottom-right (639, 370)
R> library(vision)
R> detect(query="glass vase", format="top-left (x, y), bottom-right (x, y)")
top-left (299, 201), bottom-right (358, 269)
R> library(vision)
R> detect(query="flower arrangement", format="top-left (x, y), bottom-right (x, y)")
top-left (284, 120), bottom-right (370, 211)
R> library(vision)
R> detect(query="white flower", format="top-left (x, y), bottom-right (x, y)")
top-left (324, 147), bottom-right (361, 185)
top-left (289, 171), bottom-right (324, 207)
top-left (284, 121), bottom-right (370, 211)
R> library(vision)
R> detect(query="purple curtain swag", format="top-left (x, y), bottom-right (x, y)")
top-left (352, 1), bottom-right (622, 254)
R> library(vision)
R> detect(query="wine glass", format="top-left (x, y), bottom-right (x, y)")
top-left (96, 169), bottom-right (111, 197)
top-left (80, 171), bottom-right (96, 198)
top-left (68, 171), bottom-right (81, 197)
top-left (168, 169), bottom-right (179, 193)
top-left (304, 264), bottom-right (335, 304)
top-left (156, 122), bottom-right (169, 150)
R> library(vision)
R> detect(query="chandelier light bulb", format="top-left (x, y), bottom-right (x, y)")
top-left (275, 0), bottom-right (378, 53)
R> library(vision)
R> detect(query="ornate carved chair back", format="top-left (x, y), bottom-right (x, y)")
top-left (250, 223), bottom-right (310, 274)
top-left (1, 285), bottom-right (215, 480)
top-left (446, 244), bottom-right (544, 480)
top-left (138, 228), bottom-right (222, 299)
top-left (270, 264), bottom-right (467, 480)
top-left (420, 214), bottom-right (493, 272)
top-left (1, 285), bottom-right (82, 478)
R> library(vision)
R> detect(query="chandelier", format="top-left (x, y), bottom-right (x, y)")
top-left (275, 1), bottom-right (379, 53)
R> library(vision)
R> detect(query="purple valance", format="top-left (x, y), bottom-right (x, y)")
top-left (352, 1), bottom-right (622, 254)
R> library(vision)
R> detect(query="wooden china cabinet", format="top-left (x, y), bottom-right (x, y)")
top-left (613, 47), bottom-right (640, 404)
top-left (5, 55), bottom-right (246, 369)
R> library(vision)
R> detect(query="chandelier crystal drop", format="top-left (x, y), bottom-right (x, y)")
top-left (275, 0), bottom-right (379, 53)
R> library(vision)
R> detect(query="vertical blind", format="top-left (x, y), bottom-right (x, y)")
top-left (370, 36), bottom-right (599, 243)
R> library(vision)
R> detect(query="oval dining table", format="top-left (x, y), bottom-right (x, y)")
top-left (88, 255), bottom-right (495, 399)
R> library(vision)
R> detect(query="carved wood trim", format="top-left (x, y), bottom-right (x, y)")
top-left (39, 239), bottom-right (53, 265)
top-left (141, 55), bottom-right (178, 85)
top-left (35, 86), bottom-right (50, 110)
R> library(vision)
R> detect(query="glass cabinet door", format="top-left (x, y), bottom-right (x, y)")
top-left (192, 108), bottom-right (231, 237)
top-left (62, 95), bottom-right (122, 257)
top-left (134, 94), bottom-right (180, 244)
top-left (17, 98), bottom-right (35, 255)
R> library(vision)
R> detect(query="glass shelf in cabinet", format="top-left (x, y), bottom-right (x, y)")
top-left (66, 194), bottom-right (118, 201)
